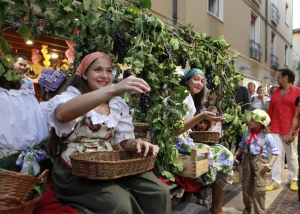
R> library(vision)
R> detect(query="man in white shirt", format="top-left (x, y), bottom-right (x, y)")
top-left (248, 82), bottom-right (258, 98)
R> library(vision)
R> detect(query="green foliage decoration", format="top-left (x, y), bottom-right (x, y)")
top-left (0, 0), bottom-right (247, 181)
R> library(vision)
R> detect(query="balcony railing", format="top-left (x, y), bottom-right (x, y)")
top-left (255, 0), bottom-right (262, 4)
top-left (250, 40), bottom-right (262, 62)
top-left (271, 3), bottom-right (280, 25)
top-left (270, 54), bottom-right (279, 71)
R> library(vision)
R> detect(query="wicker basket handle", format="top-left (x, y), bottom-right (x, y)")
top-left (36, 169), bottom-right (50, 183)
top-left (0, 194), bottom-right (25, 207)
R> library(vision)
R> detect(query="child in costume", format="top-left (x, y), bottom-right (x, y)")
top-left (234, 109), bottom-right (279, 214)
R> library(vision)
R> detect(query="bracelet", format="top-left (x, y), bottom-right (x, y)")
top-left (133, 138), bottom-right (140, 146)
top-left (267, 164), bottom-right (272, 169)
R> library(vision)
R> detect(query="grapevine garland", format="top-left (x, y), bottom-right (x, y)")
top-left (0, 0), bottom-right (249, 181)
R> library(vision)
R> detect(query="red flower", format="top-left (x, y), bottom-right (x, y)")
top-left (73, 28), bottom-right (79, 36)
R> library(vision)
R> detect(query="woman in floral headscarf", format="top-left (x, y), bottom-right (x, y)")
top-left (46, 52), bottom-right (170, 214)
top-left (174, 68), bottom-right (233, 214)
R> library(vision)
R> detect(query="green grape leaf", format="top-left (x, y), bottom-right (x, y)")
top-left (169, 38), bottom-right (179, 50)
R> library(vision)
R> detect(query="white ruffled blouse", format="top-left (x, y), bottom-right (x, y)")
top-left (0, 87), bottom-right (48, 154)
top-left (47, 86), bottom-right (135, 166)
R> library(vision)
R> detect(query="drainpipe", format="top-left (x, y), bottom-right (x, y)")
top-left (265, 0), bottom-right (268, 62)
top-left (173, 0), bottom-right (178, 26)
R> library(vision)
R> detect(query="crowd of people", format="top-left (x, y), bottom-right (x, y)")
top-left (1, 53), bottom-right (300, 214)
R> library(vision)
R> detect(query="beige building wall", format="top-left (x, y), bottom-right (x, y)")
top-left (149, 0), bottom-right (294, 90)
top-left (292, 29), bottom-right (300, 84)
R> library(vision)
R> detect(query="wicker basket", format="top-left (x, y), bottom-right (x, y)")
top-left (189, 131), bottom-right (220, 143)
top-left (0, 169), bottom-right (49, 201)
top-left (0, 194), bottom-right (42, 214)
top-left (70, 151), bottom-right (156, 180)
top-left (133, 122), bottom-right (149, 133)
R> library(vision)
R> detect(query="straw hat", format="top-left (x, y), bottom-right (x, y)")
top-left (251, 109), bottom-right (271, 132)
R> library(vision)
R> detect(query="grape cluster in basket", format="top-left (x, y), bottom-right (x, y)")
top-left (140, 92), bottom-right (150, 114)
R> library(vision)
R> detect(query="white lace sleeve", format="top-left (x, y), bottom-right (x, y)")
top-left (47, 86), bottom-right (83, 137)
top-left (183, 92), bottom-right (196, 121)
top-left (109, 97), bottom-right (135, 145)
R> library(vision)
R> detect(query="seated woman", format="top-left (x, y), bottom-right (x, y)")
top-left (46, 52), bottom-right (170, 214)
top-left (0, 59), bottom-right (50, 176)
top-left (174, 68), bottom-right (233, 214)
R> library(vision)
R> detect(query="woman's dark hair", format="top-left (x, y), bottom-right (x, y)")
top-left (179, 75), bottom-right (205, 114)
top-left (48, 63), bottom-right (94, 158)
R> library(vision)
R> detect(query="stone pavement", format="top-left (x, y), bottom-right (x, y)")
top-left (172, 168), bottom-right (300, 213)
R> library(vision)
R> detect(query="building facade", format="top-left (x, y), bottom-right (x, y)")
top-left (292, 28), bottom-right (300, 84)
top-left (150, 0), bottom-right (294, 91)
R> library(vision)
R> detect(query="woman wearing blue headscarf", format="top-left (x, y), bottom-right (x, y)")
top-left (174, 68), bottom-right (233, 214)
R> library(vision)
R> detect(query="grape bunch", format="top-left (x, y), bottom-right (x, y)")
top-left (178, 58), bottom-right (187, 69)
top-left (205, 68), bottom-right (215, 90)
top-left (140, 92), bottom-right (150, 114)
top-left (111, 32), bottom-right (128, 64)
top-left (164, 43), bottom-right (172, 59)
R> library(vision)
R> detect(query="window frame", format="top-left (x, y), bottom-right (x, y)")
top-left (207, 0), bottom-right (224, 21)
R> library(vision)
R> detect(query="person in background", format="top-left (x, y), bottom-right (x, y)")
top-left (268, 85), bottom-right (278, 98)
top-left (234, 109), bottom-right (279, 214)
top-left (38, 69), bottom-right (68, 130)
top-left (192, 118), bottom-right (211, 209)
top-left (46, 52), bottom-right (170, 214)
top-left (13, 55), bottom-right (35, 94)
top-left (207, 105), bottom-right (222, 134)
top-left (0, 57), bottom-right (50, 176)
top-left (194, 119), bottom-right (211, 132)
top-left (233, 84), bottom-right (251, 161)
top-left (247, 82), bottom-right (257, 98)
top-left (266, 68), bottom-right (300, 192)
top-left (250, 86), bottom-right (270, 111)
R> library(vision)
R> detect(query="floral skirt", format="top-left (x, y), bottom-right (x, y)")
top-left (175, 134), bottom-right (233, 186)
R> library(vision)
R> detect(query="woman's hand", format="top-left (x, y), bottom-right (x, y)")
top-left (111, 76), bottom-right (150, 96)
top-left (136, 139), bottom-right (159, 156)
top-left (200, 111), bottom-right (225, 122)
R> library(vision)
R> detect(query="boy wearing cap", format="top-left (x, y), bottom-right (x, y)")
top-left (233, 109), bottom-right (279, 214)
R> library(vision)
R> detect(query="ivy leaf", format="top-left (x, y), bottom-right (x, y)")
top-left (140, 0), bottom-right (152, 9)
top-left (64, 6), bottom-right (73, 12)
top-left (125, 6), bottom-right (140, 16)
top-left (134, 17), bottom-right (143, 30)
top-left (0, 33), bottom-right (10, 52)
top-left (4, 69), bottom-right (19, 82)
top-left (17, 24), bottom-right (31, 39)
top-left (83, 0), bottom-right (92, 10)
top-left (169, 38), bottom-right (179, 50)
top-left (66, 11), bottom-right (77, 21)
top-left (174, 161), bottom-right (184, 172)
top-left (99, 20), bottom-right (109, 33)
top-left (161, 170), bottom-right (175, 182)
top-left (0, 63), bottom-right (4, 76)
top-left (91, 0), bottom-right (100, 9)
